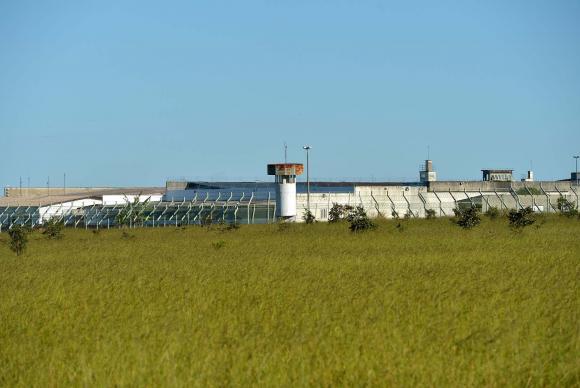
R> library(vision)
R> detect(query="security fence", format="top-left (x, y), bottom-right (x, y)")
top-left (297, 186), bottom-right (579, 221)
top-left (0, 186), bottom-right (578, 231)
top-left (0, 193), bottom-right (277, 231)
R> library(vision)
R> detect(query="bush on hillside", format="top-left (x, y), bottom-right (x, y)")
top-left (453, 206), bottom-right (481, 229)
top-left (485, 206), bottom-right (501, 220)
top-left (348, 206), bottom-right (376, 232)
top-left (556, 197), bottom-right (578, 218)
top-left (328, 203), bottom-right (354, 223)
top-left (8, 225), bottom-right (28, 256)
top-left (302, 209), bottom-right (316, 224)
top-left (42, 218), bottom-right (64, 239)
top-left (508, 207), bottom-right (536, 229)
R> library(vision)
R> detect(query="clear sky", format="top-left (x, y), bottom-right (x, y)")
top-left (1, 0), bottom-right (579, 188)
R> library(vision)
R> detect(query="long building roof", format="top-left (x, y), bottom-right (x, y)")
top-left (0, 187), bottom-right (164, 207)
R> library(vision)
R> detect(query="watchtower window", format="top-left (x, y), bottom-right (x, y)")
top-left (275, 175), bottom-right (296, 183)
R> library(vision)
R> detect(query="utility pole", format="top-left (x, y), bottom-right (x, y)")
top-left (574, 155), bottom-right (579, 186)
top-left (64, 173), bottom-right (66, 195)
top-left (19, 176), bottom-right (22, 196)
top-left (303, 145), bottom-right (311, 212)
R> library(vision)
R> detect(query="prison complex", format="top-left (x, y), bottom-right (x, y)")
top-left (1, 160), bottom-right (578, 229)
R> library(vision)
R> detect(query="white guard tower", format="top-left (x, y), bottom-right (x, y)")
top-left (419, 160), bottom-right (437, 183)
top-left (267, 163), bottom-right (304, 220)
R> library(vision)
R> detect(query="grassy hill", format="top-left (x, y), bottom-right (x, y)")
top-left (1, 217), bottom-right (578, 386)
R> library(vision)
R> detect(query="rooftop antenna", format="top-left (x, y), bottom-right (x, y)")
top-left (284, 141), bottom-right (287, 164)
top-left (427, 145), bottom-right (430, 160)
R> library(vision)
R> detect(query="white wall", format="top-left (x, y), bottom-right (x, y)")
top-left (294, 186), bottom-right (486, 222)
top-left (102, 194), bottom-right (162, 205)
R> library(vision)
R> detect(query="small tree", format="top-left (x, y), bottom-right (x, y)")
top-left (43, 218), bottom-right (64, 239)
top-left (348, 206), bottom-right (376, 232)
top-left (328, 203), bottom-right (354, 223)
top-left (8, 225), bottom-right (28, 256)
top-left (302, 209), bottom-right (316, 224)
top-left (508, 207), bottom-right (536, 229)
top-left (556, 197), bottom-right (578, 218)
top-left (454, 206), bottom-right (481, 229)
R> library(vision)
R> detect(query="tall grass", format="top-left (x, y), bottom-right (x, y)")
top-left (1, 217), bottom-right (578, 386)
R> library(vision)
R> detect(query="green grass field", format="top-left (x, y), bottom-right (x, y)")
top-left (1, 217), bottom-right (579, 386)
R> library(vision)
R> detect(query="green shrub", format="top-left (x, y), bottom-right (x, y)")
top-left (302, 209), bottom-right (316, 224)
top-left (425, 209), bottom-right (436, 219)
top-left (485, 206), bottom-right (500, 220)
top-left (42, 218), bottom-right (64, 239)
top-left (328, 203), bottom-right (354, 223)
top-left (8, 225), bottom-right (28, 256)
top-left (556, 197), bottom-right (578, 218)
top-left (508, 207), bottom-right (536, 229)
top-left (348, 206), bottom-right (376, 232)
top-left (454, 206), bottom-right (481, 229)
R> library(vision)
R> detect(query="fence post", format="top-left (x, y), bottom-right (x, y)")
top-left (417, 191), bottom-right (427, 218)
top-left (385, 190), bottom-right (396, 218)
top-left (571, 184), bottom-right (579, 210)
top-left (402, 190), bottom-right (415, 218)
top-left (433, 191), bottom-right (444, 216)
top-left (479, 190), bottom-right (490, 213)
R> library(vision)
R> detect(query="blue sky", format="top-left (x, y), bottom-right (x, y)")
top-left (1, 0), bottom-right (579, 188)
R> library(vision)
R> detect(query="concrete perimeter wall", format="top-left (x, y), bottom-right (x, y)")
top-left (296, 183), bottom-right (579, 222)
